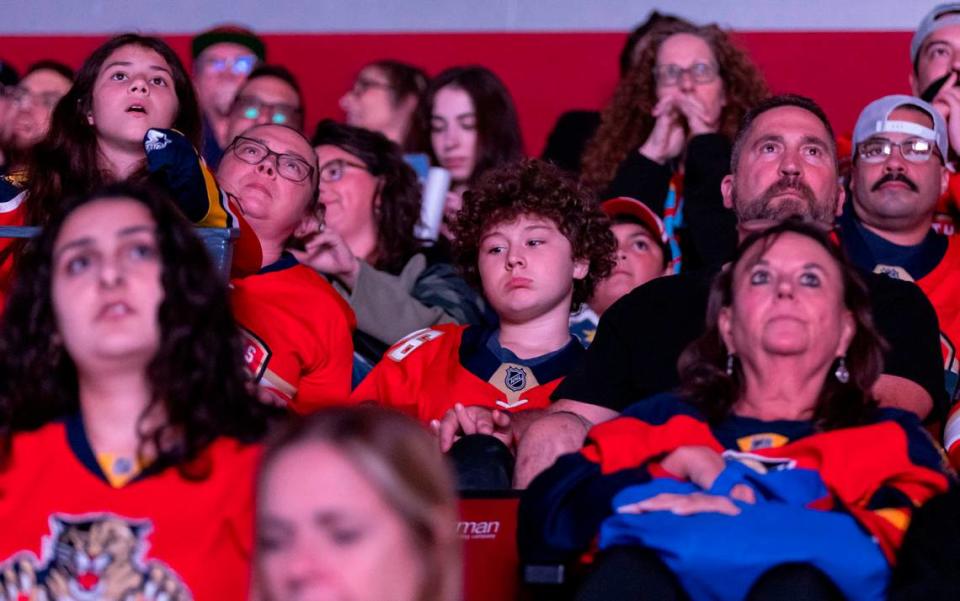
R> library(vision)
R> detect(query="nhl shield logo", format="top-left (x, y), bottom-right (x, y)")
top-left (504, 366), bottom-right (527, 392)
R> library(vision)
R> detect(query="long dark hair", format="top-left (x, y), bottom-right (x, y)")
top-left (22, 33), bottom-right (201, 227)
top-left (312, 119), bottom-right (424, 274)
top-left (678, 219), bottom-right (885, 430)
top-left (414, 66), bottom-right (524, 185)
top-left (0, 183), bottom-right (275, 472)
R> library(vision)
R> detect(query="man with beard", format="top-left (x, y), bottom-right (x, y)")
top-left (839, 95), bottom-right (960, 467)
top-left (508, 94), bottom-right (945, 488)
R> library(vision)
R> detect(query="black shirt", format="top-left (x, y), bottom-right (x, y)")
top-left (553, 266), bottom-right (947, 418)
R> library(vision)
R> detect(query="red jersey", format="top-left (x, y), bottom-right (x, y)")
top-left (0, 417), bottom-right (260, 601)
top-left (232, 254), bottom-right (357, 413)
top-left (352, 324), bottom-right (585, 423)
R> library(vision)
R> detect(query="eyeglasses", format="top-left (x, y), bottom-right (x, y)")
top-left (228, 137), bottom-right (315, 182)
top-left (10, 87), bottom-right (64, 109)
top-left (319, 158), bottom-right (369, 182)
top-left (349, 77), bottom-right (392, 96)
top-left (654, 62), bottom-right (719, 86)
top-left (857, 138), bottom-right (940, 164)
top-left (199, 55), bottom-right (258, 76)
top-left (232, 96), bottom-right (302, 127)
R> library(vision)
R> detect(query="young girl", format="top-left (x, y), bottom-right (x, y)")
top-left (0, 183), bottom-right (275, 600)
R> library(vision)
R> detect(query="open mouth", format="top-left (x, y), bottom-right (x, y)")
top-left (126, 104), bottom-right (147, 114)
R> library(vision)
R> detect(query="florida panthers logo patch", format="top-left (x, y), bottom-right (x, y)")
top-left (0, 513), bottom-right (190, 600)
top-left (143, 129), bottom-right (172, 153)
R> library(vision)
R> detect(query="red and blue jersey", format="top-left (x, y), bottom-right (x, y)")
top-left (352, 324), bottom-right (585, 423)
top-left (0, 417), bottom-right (261, 601)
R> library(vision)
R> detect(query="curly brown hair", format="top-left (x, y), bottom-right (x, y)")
top-left (678, 218), bottom-right (885, 431)
top-left (581, 21), bottom-right (768, 189)
top-left (452, 159), bottom-right (616, 308)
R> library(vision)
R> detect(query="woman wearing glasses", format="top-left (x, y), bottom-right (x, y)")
top-left (217, 123), bottom-right (356, 412)
top-left (582, 21), bottom-right (768, 271)
top-left (340, 60), bottom-right (427, 150)
top-left (301, 119), bottom-right (490, 380)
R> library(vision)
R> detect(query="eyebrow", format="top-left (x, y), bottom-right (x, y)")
top-left (102, 60), bottom-right (172, 76)
top-left (54, 225), bottom-right (156, 260)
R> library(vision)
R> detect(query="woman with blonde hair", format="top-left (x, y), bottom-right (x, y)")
top-left (255, 405), bottom-right (461, 601)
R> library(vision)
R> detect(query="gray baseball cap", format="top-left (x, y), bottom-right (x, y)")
top-left (852, 94), bottom-right (948, 160)
top-left (912, 3), bottom-right (960, 65)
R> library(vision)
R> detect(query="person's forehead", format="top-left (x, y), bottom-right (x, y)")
top-left (101, 45), bottom-right (170, 75)
top-left (611, 221), bottom-right (657, 238)
top-left (924, 22), bottom-right (960, 50)
top-left (359, 65), bottom-right (388, 82)
top-left (886, 105), bottom-right (935, 129)
top-left (657, 33), bottom-right (714, 63)
top-left (238, 76), bottom-right (299, 105)
top-left (740, 232), bottom-right (835, 269)
top-left (485, 214), bottom-right (561, 235)
top-left (242, 125), bottom-right (313, 158)
top-left (747, 106), bottom-right (830, 143)
top-left (434, 86), bottom-right (473, 113)
top-left (315, 144), bottom-right (362, 163)
top-left (21, 69), bottom-right (71, 91)
top-left (56, 198), bottom-right (155, 244)
top-left (199, 42), bottom-right (256, 60)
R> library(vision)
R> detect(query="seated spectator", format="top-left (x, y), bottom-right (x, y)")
top-left (224, 64), bottom-right (304, 146)
top-left (340, 59), bottom-right (427, 149)
top-left (520, 219), bottom-right (950, 601)
top-left (0, 34), bottom-right (207, 306)
top-left (542, 10), bottom-right (689, 174)
top-left (1, 60), bottom-right (72, 174)
top-left (255, 406), bottom-right (460, 601)
top-left (0, 183), bottom-right (275, 600)
top-left (191, 25), bottom-right (265, 167)
top-left (353, 159), bottom-right (615, 488)
top-left (839, 94), bottom-right (960, 462)
top-left (582, 20), bottom-right (768, 270)
top-left (0, 60), bottom-right (19, 170)
top-left (414, 66), bottom-right (524, 238)
top-left (217, 123), bottom-right (355, 412)
top-left (301, 120), bottom-right (490, 379)
top-left (518, 95), bottom-right (945, 489)
top-left (570, 196), bottom-right (671, 346)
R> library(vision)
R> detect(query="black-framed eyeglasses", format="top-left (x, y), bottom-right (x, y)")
top-left (232, 96), bottom-right (302, 127)
top-left (654, 62), bottom-right (719, 86)
top-left (350, 76), bottom-right (392, 96)
top-left (319, 158), bottom-right (370, 183)
top-left (228, 137), bottom-right (315, 182)
top-left (858, 138), bottom-right (940, 164)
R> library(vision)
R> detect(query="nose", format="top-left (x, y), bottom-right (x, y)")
top-left (339, 91), bottom-right (353, 112)
top-left (98, 259), bottom-right (125, 289)
top-left (677, 69), bottom-right (695, 93)
top-left (775, 276), bottom-right (794, 299)
top-left (882, 146), bottom-right (907, 172)
top-left (778, 146), bottom-right (802, 178)
top-left (442, 127), bottom-right (461, 151)
top-left (128, 75), bottom-right (147, 95)
top-left (256, 155), bottom-right (278, 178)
top-left (255, 110), bottom-right (272, 126)
top-left (506, 247), bottom-right (526, 270)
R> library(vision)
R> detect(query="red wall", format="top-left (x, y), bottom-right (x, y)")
top-left (2, 31), bottom-right (913, 156)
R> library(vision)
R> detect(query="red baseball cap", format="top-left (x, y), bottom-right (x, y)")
top-left (600, 196), bottom-right (669, 248)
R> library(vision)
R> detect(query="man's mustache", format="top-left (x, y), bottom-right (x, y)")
top-left (761, 176), bottom-right (816, 202)
top-left (871, 172), bottom-right (918, 192)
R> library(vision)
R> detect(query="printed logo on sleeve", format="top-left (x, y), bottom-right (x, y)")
top-left (240, 327), bottom-right (272, 381)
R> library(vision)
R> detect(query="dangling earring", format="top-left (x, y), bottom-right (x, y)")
top-left (834, 356), bottom-right (850, 384)
top-left (725, 353), bottom-right (736, 376)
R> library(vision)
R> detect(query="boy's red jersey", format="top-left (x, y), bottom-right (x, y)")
top-left (232, 254), bottom-right (357, 413)
top-left (0, 417), bottom-right (261, 601)
top-left (352, 324), bottom-right (585, 423)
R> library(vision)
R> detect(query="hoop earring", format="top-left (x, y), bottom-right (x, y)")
top-left (834, 356), bottom-right (850, 384)
top-left (725, 353), bottom-right (736, 376)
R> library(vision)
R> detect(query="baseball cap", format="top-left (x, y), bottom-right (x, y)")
top-left (912, 4), bottom-right (960, 65)
top-left (851, 94), bottom-right (948, 160)
top-left (192, 25), bottom-right (266, 61)
top-left (600, 197), bottom-right (670, 255)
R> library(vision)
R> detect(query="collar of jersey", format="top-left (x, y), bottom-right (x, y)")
top-left (64, 413), bottom-right (169, 487)
top-left (840, 204), bottom-right (947, 280)
top-left (458, 325), bottom-right (585, 385)
top-left (257, 251), bottom-right (299, 275)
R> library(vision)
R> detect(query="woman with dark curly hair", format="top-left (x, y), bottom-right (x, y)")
top-left (414, 66), bottom-right (524, 239)
top-left (582, 20), bottom-right (768, 271)
top-left (353, 159), bottom-right (616, 489)
top-left (521, 220), bottom-right (950, 600)
top-left (300, 119), bottom-right (490, 379)
top-left (0, 183), bottom-right (277, 601)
